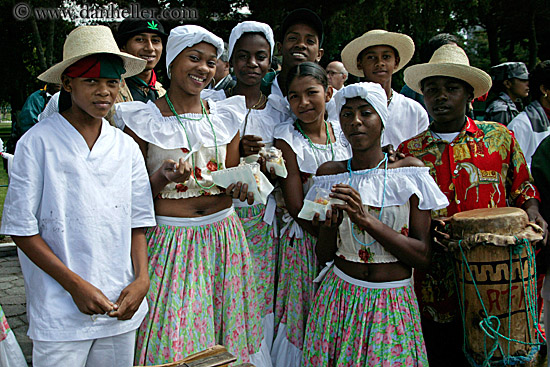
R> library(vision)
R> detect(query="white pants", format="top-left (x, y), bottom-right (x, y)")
top-left (32, 330), bottom-right (135, 367)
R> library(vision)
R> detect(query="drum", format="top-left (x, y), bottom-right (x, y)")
top-left (134, 345), bottom-right (237, 367)
top-left (448, 207), bottom-right (544, 366)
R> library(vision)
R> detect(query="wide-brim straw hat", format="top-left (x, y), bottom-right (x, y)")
top-left (404, 44), bottom-right (492, 99)
top-left (38, 25), bottom-right (146, 84)
top-left (341, 29), bottom-right (415, 77)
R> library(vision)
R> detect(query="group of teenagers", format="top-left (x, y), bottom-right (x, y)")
top-left (1, 7), bottom-right (550, 367)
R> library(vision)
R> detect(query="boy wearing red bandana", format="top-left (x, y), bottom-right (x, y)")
top-left (0, 26), bottom-right (156, 367)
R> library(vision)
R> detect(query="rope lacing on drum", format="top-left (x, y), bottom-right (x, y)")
top-left (452, 238), bottom-right (545, 367)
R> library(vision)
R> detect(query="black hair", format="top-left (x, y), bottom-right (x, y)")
top-left (357, 45), bottom-right (399, 65)
top-left (271, 55), bottom-right (281, 71)
top-left (421, 33), bottom-right (459, 62)
top-left (529, 60), bottom-right (550, 101)
top-left (285, 61), bottom-right (328, 92)
top-left (58, 88), bottom-right (72, 113)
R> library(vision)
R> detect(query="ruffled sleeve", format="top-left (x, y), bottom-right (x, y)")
top-left (200, 89), bottom-right (226, 102)
top-left (273, 121), bottom-right (315, 173)
top-left (267, 94), bottom-right (293, 121)
top-left (312, 166), bottom-right (449, 210)
top-left (113, 97), bottom-right (245, 150)
top-left (208, 95), bottom-right (247, 142)
top-left (113, 101), bottom-right (190, 149)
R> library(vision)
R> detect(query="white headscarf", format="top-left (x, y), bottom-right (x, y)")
top-left (333, 82), bottom-right (389, 127)
top-left (165, 25), bottom-right (224, 79)
top-left (228, 21), bottom-right (275, 60)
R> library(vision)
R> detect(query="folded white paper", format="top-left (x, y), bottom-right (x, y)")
top-left (211, 162), bottom-right (274, 204)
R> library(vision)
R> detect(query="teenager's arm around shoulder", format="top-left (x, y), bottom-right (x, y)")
top-left (316, 161), bottom-right (346, 176)
top-left (390, 155), bottom-right (425, 169)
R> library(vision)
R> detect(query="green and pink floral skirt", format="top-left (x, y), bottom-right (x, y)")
top-left (271, 222), bottom-right (318, 367)
top-left (135, 208), bottom-right (268, 366)
top-left (235, 202), bottom-right (277, 349)
top-left (0, 304), bottom-right (27, 366)
top-left (302, 266), bottom-right (428, 367)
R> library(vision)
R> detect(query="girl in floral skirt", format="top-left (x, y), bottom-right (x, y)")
top-left (114, 25), bottom-right (270, 366)
top-left (302, 82), bottom-right (448, 366)
top-left (201, 21), bottom-right (291, 350)
top-left (271, 62), bottom-right (351, 367)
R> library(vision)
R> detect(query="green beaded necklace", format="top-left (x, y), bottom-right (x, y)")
top-left (295, 119), bottom-right (335, 160)
top-left (165, 94), bottom-right (219, 190)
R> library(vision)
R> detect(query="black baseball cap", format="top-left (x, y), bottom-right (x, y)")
top-left (116, 18), bottom-right (167, 48)
top-left (280, 8), bottom-right (324, 47)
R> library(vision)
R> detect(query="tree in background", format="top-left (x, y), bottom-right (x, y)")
top-left (3, 0), bottom-right (550, 119)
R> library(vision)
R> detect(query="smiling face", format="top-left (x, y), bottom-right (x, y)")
top-left (357, 45), bottom-right (400, 84)
top-left (170, 42), bottom-right (217, 95)
top-left (287, 75), bottom-right (330, 124)
top-left (340, 97), bottom-right (383, 150)
top-left (280, 23), bottom-right (323, 70)
top-left (62, 75), bottom-right (120, 119)
top-left (422, 76), bottom-right (473, 129)
top-left (121, 32), bottom-right (163, 71)
top-left (231, 33), bottom-right (271, 87)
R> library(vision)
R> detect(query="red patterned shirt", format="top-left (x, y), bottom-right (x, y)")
top-left (398, 117), bottom-right (539, 322)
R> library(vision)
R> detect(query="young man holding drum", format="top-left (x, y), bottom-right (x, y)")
top-left (398, 44), bottom-right (548, 366)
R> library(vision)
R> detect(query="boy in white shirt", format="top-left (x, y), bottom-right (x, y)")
top-left (341, 30), bottom-right (429, 147)
top-left (0, 25), bottom-right (156, 367)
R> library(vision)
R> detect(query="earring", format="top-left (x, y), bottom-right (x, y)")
top-left (545, 93), bottom-right (548, 99)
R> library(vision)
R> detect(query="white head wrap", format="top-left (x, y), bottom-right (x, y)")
top-left (333, 82), bottom-right (389, 127)
top-left (228, 21), bottom-right (275, 60)
top-left (165, 25), bottom-right (224, 79)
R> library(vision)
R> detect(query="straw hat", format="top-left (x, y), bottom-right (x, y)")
top-left (404, 44), bottom-right (492, 99)
top-left (341, 30), bottom-right (415, 77)
top-left (38, 25), bottom-right (146, 83)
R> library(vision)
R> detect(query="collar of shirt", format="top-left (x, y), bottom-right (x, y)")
top-left (426, 117), bottom-right (479, 144)
top-left (127, 70), bottom-right (158, 91)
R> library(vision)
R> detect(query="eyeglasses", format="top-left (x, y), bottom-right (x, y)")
top-left (326, 71), bottom-right (344, 76)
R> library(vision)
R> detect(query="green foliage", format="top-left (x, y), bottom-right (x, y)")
top-left (3, 0), bottom-right (550, 109)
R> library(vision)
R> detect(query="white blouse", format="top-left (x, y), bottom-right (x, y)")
top-left (114, 97), bottom-right (246, 199)
top-left (312, 167), bottom-right (448, 263)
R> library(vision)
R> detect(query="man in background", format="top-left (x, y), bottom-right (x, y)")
top-left (325, 61), bottom-right (347, 91)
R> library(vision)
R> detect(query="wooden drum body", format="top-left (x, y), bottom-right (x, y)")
top-left (449, 207), bottom-right (543, 365)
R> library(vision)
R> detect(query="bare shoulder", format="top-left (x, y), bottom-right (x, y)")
top-left (316, 161), bottom-right (348, 176)
top-left (389, 155), bottom-right (425, 169)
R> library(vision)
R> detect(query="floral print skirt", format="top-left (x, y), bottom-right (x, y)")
top-left (302, 266), bottom-right (428, 367)
top-left (0, 305), bottom-right (10, 343)
top-left (235, 204), bottom-right (277, 320)
top-left (135, 208), bottom-right (264, 365)
top-left (235, 204), bottom-right (277, 350)
top-left (0, 304), bottom-right (27, 367)
top-left (271, 227), bottom-right (318, 367)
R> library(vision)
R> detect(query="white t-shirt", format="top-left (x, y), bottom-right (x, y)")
top-left (508, 111), bottom-right (550, 168)
top-left (383, 91), bottom-right (429, 148)
top-left (430, 130), bottom-right (460, 143)
top-left (1, 113), bottom-right (156, 341)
